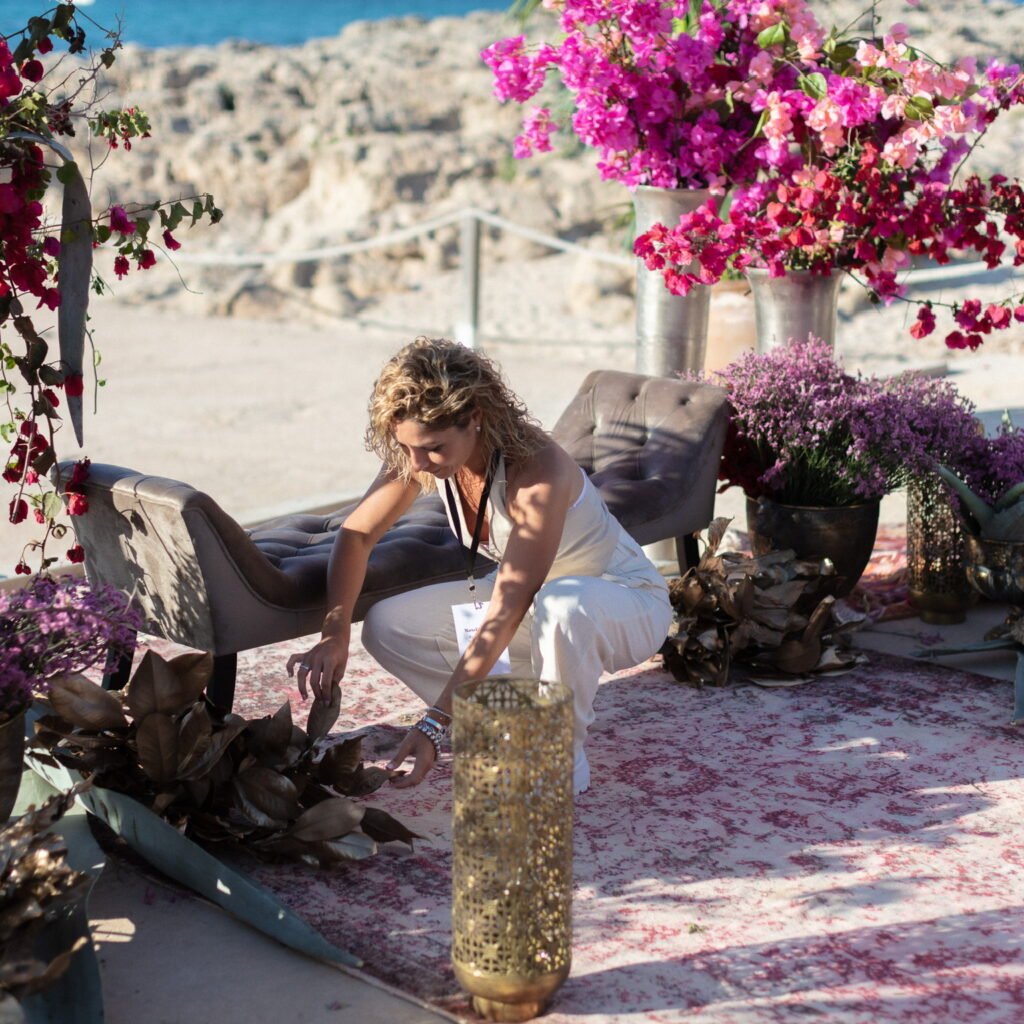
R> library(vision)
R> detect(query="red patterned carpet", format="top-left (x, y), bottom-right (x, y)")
top-left (217, 621), bottom-right (1024, 1024)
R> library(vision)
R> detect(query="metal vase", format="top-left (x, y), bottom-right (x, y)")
top-left (451, 677), bottom-right (574, 1023)
top-left (633, 185), bottom-right (713, 377)
top-left (747, 496), bottom-right (880, 598)
top-left (907, 477), bottom-right (975, 624)
top-left (964, 535), bottom-right (1024, 604)
top-left (745, 267), bottom-right (841, 351)
top-left (0, 706), bottom-right (27, 824)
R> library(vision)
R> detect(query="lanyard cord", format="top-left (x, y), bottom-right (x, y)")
top-left (443, 448), bottom-right (500, 593)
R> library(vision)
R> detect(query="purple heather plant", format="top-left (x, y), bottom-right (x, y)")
top-left (0, 574), bottom-right (140, 720)
top-left (711, 338), bottom-right (981, 507)
top-left (955, 415), bottom-right (1024, 506)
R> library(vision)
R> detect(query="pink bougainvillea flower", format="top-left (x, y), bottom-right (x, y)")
top-left (70, 459), bottom-right (91, 485)
top-left (137, 248), bottom-right (157, 270)
top-left (63, 374), bottom-right (84, 398)
top-left (14, 561), bottom-right (32, 576)
top-left (66, 492), bottom-right (89, 516)
top-left (109, 205), bottom-right (136, 234)
top-left (162, 229), bottom-right (181, 251)
top-left (37, 36), bottom-right (53, 55)
top-left (113, 255), bottom-right (130, 278)
top-left (66, 545), bottom-right (86, 564)
top-left (42, 236), bottom-right (61, 257)
top-left (9, 498), bottom-right (28, 525)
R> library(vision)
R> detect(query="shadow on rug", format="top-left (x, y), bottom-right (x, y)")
top-left (221, 634), bottom-right (1024, 1024)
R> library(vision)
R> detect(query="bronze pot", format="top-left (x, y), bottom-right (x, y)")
top-left (746, 496), bottom-right (880, 597)
top-left (964, 534), bottom-right (1024, 604)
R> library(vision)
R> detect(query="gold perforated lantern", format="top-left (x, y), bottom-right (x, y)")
top-left (451, 677), bottom-right (574, 1022)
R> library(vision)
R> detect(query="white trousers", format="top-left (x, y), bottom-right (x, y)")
top-left (361, 574), bottom-right (673, 791)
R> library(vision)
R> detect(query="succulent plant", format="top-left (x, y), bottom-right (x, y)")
top-left (935, 465), bottom-right (1024, 541)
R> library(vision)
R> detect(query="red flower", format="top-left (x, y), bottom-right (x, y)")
top-left (66, 545), bottom-right (86, 564)
top-left (114, 255), bottom-right (130, 279)
top-left (9, 498), bottom-right (28, 524)
top-left (42, 236), bottom-right (61, 257)
top-left (14, 561), bottom-right (31, 576)
top-left (70, 458), bottom-right (91, 485)
top-left (109, 205), bottom-right (136, 234)
top-left (66, 492), bottom-right (89, 516)
top-left (138, 248), bottom-right (157, 270)
top-left (910, 305), bottom-right (936, 339)
top-left (20, 60), bottom-right (44, 83)
top-left (34, 509), bottom-right (45, 524)
top-left (64, 374), bottom-right (84, 397)
top-left (162, 230), bottom-right (181, 251)
top-left (38, 37), bottom-right (53, 55)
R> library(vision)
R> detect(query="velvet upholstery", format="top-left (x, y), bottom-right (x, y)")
top-left (61, 370), bottom-right (728, 659)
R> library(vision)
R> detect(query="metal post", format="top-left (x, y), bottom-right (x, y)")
top-left (455, 212), bottom-right (481, 349)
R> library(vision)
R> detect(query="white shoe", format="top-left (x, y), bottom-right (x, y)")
top-left (573, 748), bottom-right (590, 795)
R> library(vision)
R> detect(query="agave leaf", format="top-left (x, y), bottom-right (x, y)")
top-left (127, 650), bottom-right (213, 721)
top-left (48, 675), bottom-right (128, 731)
top-left (306, 685), bottom-right (341, 743)
top-left (994, 480), bottom-right (1024, 511)
top-left (983, 504), bottom-right (1024, 541)
top-left (135, 713), bottom-right (180, 784)
top-left (287, 796), bottom-right (365, 842)
top-left (936, 464), bottom-right (993, 530)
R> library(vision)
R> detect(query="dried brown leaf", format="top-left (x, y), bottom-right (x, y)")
top-left (232, 766), bottom-right (301, 829)
top-left (177, 714), bottom-right (248, 781)
top-left (287, 796), bottom-right (365, 842)
top-left (127, 650), bottom-right (213, 721)
top-left (177, 703), bottom-right (214, 775)
top-left (306, 685), bottom-right (341, 743)
top-left (135, 712), bottom-right (180, 784)
top-left (359, 807), bottom-right (424, 848)
top-left (47, 675), bottom-right (127, 731)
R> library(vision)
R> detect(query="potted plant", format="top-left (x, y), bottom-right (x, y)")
top-left (631, 3), bottom-right (1024, 351)
top-left (0, 574), bottom-right (139, 822)
top-left (709, 337), bottom-right (981, 593)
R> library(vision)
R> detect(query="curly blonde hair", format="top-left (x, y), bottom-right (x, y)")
top-left (365, 338), bottom-right (549, 488)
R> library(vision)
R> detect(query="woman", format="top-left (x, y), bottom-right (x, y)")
top-left (287, 338), bottom-right (672, 794)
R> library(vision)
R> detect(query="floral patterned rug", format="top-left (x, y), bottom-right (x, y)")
top-left (216, 625), bottom-right (1024, 1024)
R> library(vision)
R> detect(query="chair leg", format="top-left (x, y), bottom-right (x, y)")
top-left (205, 653), bottom-right (238, 713)
top-left (102, 632), bottom-right (137, 690)
top-left (676, 533), bottom-right (700, 575)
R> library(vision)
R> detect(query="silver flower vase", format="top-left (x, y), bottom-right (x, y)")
top-left (633, 185), bottom-right (714, 376)
top-left (745, 267), bottom-right (841, 351)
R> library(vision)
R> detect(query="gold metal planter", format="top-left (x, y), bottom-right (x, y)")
top-left (451, 677), bottom-right (574, 1022)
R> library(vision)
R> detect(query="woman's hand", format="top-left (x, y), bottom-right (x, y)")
top-left (287, 630), bottom-right (349, 704)
top-left (387, 727), bottom-right (437, 788)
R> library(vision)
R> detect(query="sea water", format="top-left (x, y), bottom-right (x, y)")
top-left (0, 0), bottom-right (511, 48)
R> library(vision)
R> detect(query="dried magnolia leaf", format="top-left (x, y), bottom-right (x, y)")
top-left (287, 797), bottom-right (365, 842)
top-left (246, 702), bottom-right (296, 765)
top-left (358, 807), bottom-right (424, 848)
top-left (127, 650), bottom-right (213, 721)
top-left (176, 703), bottom-right (214, 776)
top-left (339, 765), bottom-right (394, 798)
top-left (306, 685), bottom-right (341, 743)
top-left (232, 766), bottom-right (301, 829)
top-left (703, 516), bottom-right (732, 556)
top-left (176, 714), bottom-right (248, 781)
top-left (315, 737), bottom-right (362, 789)
top-left (135, 713), bottom-right (180, 784)
top-left (47, 675), bottom-right (127, 732)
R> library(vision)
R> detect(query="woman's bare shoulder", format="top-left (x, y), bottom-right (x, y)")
top-left (506, 441), bottom-right (578, 499)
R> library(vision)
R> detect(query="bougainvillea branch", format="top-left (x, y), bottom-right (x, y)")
top-left (1, 4), bottom-right (222, 573)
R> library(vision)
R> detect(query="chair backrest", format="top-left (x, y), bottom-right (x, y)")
top-left (550, 369), bottom-right (729, 546)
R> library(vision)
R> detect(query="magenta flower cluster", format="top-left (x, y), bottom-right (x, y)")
top-left (0, 574), bottom-right (140, 719)
top-left (483, 0), bottom-right (798, 190)
top-left (955, 418), bottom-right (1024, 507)
top-left (712, 338), bottom-right (982, 506)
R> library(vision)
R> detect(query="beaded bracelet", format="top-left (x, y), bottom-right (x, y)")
top-left (413, 716), bottom-right (446, 760)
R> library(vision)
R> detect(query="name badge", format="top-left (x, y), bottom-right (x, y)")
top-left (452, 602), bottom-right (511, 675)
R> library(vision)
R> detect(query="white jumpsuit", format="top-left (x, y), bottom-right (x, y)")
top-left (361, 456), bottom-right (673, 792)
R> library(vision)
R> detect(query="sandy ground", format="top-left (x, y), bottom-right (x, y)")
top-left (3, 251), bottom-right (1023, 574)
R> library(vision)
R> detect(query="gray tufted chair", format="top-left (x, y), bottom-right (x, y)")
top-left (62, 369), bottom-right (728, 708)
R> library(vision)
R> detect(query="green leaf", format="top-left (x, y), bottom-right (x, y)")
top-left (797, 72), bottom-right (828, 101)
top-left (904, 95), bottom-right (934, 121)
top-left (756, 23), bottom-right (786, 48)
top-left (56, 163), bottom-right (78, 186)
top-left (100, 50), bottom-right (115, 69)
top-left (41, 490), bottom-right (63, 522)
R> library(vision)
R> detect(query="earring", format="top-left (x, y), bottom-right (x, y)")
top-left (475, 425), bottom-right (481, 432)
